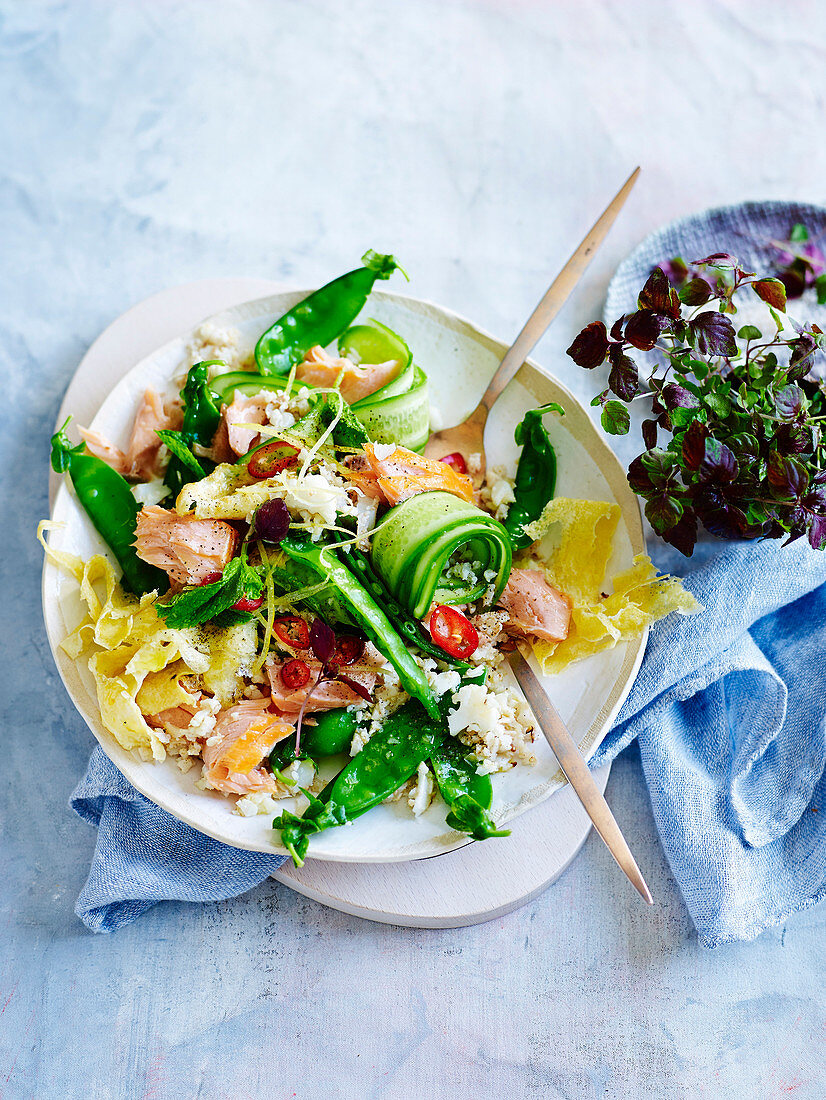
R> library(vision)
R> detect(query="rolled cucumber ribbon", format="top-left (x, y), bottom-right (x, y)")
top-left (370, 491), bottom-right (513, 620)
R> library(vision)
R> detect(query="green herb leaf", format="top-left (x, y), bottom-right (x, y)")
top-left (601, 401), bottom-right (630, 435)
top-left (156, 430), bottom-right (207, 479)
top-left (737, 325), bottom-right (762, 341)
top-left (156, 557), bottom-right (263, 629)
top-left (752, 278), bottom-right (787, 311)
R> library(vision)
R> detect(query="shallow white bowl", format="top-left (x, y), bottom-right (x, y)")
top-left (42, 288), bottom-right (646, 862)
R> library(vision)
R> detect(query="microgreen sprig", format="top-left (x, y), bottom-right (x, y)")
top-left (567, 249), bottom-right (826, 555)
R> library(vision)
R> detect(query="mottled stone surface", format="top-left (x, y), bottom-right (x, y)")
top-left (2, 1), bottom-right (826, 1096)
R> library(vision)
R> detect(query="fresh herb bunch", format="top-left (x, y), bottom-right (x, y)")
top-left (567, 251), bottom-right (826, 556)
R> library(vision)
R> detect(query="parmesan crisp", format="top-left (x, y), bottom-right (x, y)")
top-left (521, 498), bottom-right (700, 673)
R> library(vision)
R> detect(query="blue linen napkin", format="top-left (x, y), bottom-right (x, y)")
top-left (70, 202), bottom-right (826, 943)
top-left (72, 751), bottom-right (287, 932)
top-left (591, 538), bottom-right (826, 946)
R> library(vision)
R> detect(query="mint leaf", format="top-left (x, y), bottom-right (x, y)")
top-left (156, 430), bottom-right (206, 479)
top-left (157, 558), bottom-right (263, 629)
top-left (601, 401), bottom-right (630, 435)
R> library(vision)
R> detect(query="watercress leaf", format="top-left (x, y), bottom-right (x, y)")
top-left (790, 223), bottom-right (809, 243)
top-left (640, 448), bottom-right (675, 487)
top-left (788, 333), bottom-right (817, 380)
top-left (752, 278), bottom-right (787, 311)
top-left (627, 455), bottom-right (654, 494)
top-left (737, 325), bottom-right (762, 341)
top-left (727, 432), bottom-right (760, 462)
top-left (682, 420), bottom-right (709, 469)
top-left (808, 514), bottom-right (826, 551)
top-left (662, 383), bottom-right (699, 410)
top-left (774, 384), bottom-right (805, 421)
top-left (624, 309), bottom-right (665, 351)
top-left (779, 263), bottom-right (807, 300)
top-left (661, 509), bottom-right (698, 556)
top-left (767, 452), bottom-right (809, 499)
top-left (699, 502), bottom-right (753, 540)
top-left (566, 322), bottom-right (610, 369)
top-left (601, 401), bottom-right (630, 436)
top-left (692, 253), bottom-right (738, 268)
top-left (699, 438), bottom-right (738, 484)
top-left (645, 493), bottom-right (683, 533)
top-left (704, 392), bottom-right (731, 419)
top-left (815, 274), bottom-right (826, 306)
top-left (690, 312), bottom-right (737, 357)
top-left (638, 267), bottom-right (681, 319)
top-left (642, 419), bottom-right (658, 450)
top-left (607, 349), bottom-right (639, 401)
top-left (678, 278), bottom-right (712, 306)
top-left (662, 257), bottom-right (689, 286)
top-left (776, 423), bottom-right (814, 455)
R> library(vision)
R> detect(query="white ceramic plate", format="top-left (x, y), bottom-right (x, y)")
top-left (42, 288), bottom-right (646, 862)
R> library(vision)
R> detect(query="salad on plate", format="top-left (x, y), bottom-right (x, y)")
top-left (41, 251), bottom-right (695, 865)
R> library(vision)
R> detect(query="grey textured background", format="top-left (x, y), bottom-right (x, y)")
top-left (3, 1), bottom-right (826, 1097)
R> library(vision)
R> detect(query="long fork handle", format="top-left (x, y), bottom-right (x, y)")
top-left (477, 166), bottom-right (640, 415)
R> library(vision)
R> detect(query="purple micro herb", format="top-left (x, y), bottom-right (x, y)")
top-left (336, 674), bottom-right (373, 703)
top-left (566, 243), bottom-right (826, 556)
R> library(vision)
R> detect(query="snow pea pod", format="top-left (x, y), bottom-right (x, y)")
top-left (50, 421), bottom-right (167, 596)
top-left (280, 534), bottom-right (439, 720)
top-left (270, 709), bottom-right (358, 768)
top-left (274, 698), bottom-right (440, 865)
top-left (430, 736), bottom-right (509, 841)
top-left (255, 251), bottom-right (406, 376)
top-left (503, 402), bottom-right (564, 550)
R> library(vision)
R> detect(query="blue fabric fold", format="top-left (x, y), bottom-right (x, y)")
top-left (72, 749), bottom-right (286, 933)
top-left (591, 538), bottom-right (826, 945)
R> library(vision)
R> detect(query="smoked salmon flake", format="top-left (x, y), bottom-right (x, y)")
top-left (133, 505), bottom-right (240, 588)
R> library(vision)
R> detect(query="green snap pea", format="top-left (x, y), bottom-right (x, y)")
top-left (164, 362), bottom-right (222, 498)
top-left (255, 251), bottom-right (406, 376)
top-left (270, 709), bottom-right (358, 768)
top-left (504, 402), bottom-right (564, 550)
top-left (430, 737), bottom-right (510, 841)
top-left (50, 421), bottom-right (167, 596)
top-left (273, 699), bottom-right (440, 866)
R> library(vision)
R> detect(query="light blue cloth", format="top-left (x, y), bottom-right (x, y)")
top-left (591, 538), bottom-right (826, 946)
top-left (71, 201), bottom-right (826, 944)
top-left (72, 752), bottom-right (287, 933)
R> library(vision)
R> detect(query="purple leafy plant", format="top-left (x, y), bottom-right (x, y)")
top-left (568, 250), bottom-right (826, 555)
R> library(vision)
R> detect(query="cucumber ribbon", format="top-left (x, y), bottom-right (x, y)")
top-left (370, 491), bottom-right (513, 620)
top-left (344, 320), bottom-right (429, 453)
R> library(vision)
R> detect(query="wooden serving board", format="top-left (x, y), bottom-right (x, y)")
top-left (52, 276), bottom-right (609, 928)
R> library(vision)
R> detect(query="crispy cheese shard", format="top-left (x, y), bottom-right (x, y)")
top-left (518, 498), bottom-right (700, 673)
top-left (39, 522), bottom-right (256, 759)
